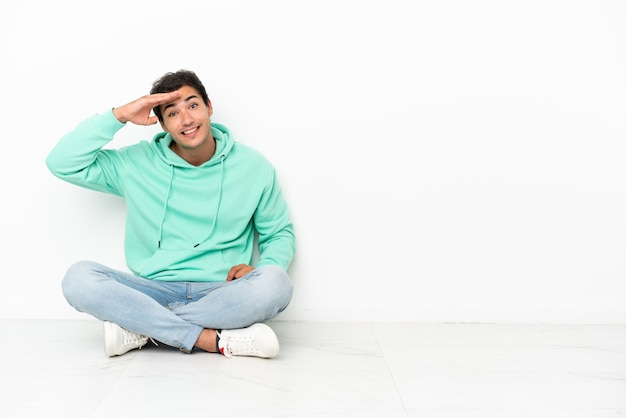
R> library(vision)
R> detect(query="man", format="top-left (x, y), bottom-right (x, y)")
top-left (46, 70), bottom-right (295, 359)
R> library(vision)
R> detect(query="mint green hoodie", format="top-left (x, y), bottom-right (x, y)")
top-left (46, 110), bottom-right (295, 282)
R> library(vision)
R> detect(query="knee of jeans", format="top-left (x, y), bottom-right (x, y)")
top-left (61, 260), bottom-right (98, 302)
top-left (257, 265), bottom-right (294, 305)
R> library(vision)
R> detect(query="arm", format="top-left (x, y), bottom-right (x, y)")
top-left (225, 173), bottom-right (295, 282)
top-left (45, 91), bottom-right (181, 193)
top-left (45, 110), bottom-right (126, 194)
top-left (225, 165), bottom-right (295, 282)
top-left (254, 168), bottom-right (296, 270)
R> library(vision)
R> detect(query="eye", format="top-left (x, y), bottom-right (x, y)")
top-left (167, 111), bottom-right (178, 118)
top-left (190, 103), bottom-right (198, 109)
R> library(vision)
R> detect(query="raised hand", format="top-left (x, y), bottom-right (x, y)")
top-left (112, 91), bottom-right (181, 126)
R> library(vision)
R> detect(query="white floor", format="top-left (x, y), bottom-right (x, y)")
top-left (0, 320), bottom-right (625, 417)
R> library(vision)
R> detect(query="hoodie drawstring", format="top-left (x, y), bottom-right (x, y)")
top-left (157, 164), bottom-right (175, 249)
top-left (157, 156), bottom-right (225, 249)
top-left (194, 154), bottom-right (225, 247)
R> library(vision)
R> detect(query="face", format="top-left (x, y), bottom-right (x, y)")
top-left (159, 85), bottom-right (213, 152)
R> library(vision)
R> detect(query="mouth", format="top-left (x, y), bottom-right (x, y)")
top-left (181, 126), bottom-right (200, 136)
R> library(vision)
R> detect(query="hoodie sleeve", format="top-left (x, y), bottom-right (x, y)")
top-left (45, 110), bottom-right (126, 196)
top-left (254, 166), bottom-right (296, 270)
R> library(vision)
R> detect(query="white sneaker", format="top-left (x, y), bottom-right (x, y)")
top-left (218, 323), bottom-right (280, 359)
top-left (103, 321), bottom-right (149, 357)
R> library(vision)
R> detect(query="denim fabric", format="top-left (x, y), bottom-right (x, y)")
top-left (61, 260), bottom-right (294, 352)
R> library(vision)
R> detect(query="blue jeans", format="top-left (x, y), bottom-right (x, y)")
top-left (61, 260), bottom-right (294, 352)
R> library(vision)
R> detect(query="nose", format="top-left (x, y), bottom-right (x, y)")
top-left (181, 109), bottom-right (193, 125)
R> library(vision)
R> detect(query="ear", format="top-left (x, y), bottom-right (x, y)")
top-left (207, 99), bottom-right (213, 117)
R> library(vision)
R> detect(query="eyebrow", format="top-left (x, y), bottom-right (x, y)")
top-left (162, 94), bottom-right (199, 112)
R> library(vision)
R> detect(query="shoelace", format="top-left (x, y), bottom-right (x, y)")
top-left (221, 335), bottom-right (259, 358)
top-left (122, 329), bottom-right (151, 348)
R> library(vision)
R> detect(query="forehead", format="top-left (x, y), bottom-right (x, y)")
top-left (162, 85), bottom-right (202, 108)
top-left (176, 84), bottom-right (201, 97)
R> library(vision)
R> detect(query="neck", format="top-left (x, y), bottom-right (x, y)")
top-left (170, 139), bottom-right (216, 166)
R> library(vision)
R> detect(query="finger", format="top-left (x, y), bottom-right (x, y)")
top-left (235, 266), bottom-right (253, 279)
top-left (146, 115), bottom-right (159, 125)
top-left (148, 91), bottom-right (181, 106)
top-left (233, 268), bottom-right (245, 279)
top-left (225, 266), bottom-right (238, 282)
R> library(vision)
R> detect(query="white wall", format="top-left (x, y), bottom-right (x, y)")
top-left (1, 0), bottom-right (625, 323)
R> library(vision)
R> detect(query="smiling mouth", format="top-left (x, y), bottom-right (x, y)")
top-left (182, 126), bottom-right (200, 136)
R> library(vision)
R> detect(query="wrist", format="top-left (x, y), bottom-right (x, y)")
top-left (112, 107), bottom-right (128, 124)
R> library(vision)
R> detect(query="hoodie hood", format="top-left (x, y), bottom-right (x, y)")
top-left (152, 122), bottom-right (234, 168)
